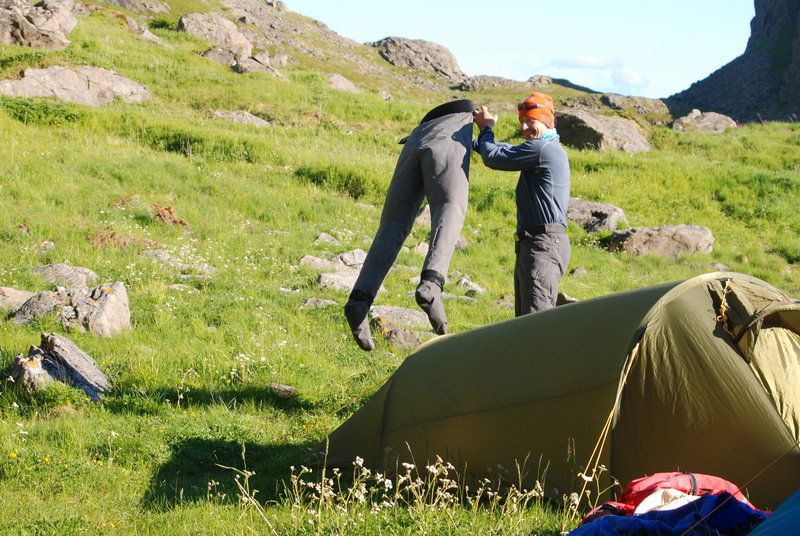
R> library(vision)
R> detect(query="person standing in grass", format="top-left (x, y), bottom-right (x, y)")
top-left (472, 93), bottom-right (570, 316)
top-left (344, 99), bottom-right (475, 351)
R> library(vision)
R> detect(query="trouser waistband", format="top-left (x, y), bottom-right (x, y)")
top-left (515, 224), bottom-right (566, 241)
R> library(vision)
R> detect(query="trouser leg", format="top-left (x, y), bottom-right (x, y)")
top-left (515, 231), bottom-right (570, 316)
top-left (346, 142), bottom-right (424, 350)
top-left (414, 124), bottom-right (470, 334)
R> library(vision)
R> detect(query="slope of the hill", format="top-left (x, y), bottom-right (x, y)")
top-left (0, 1), bottom-right (798, 534)
top-left (668, 0), bottom-right (800, 122)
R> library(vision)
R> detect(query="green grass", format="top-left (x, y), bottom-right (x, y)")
top-left (0, 4), bottom-right (799, 535)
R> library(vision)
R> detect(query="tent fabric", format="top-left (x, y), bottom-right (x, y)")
top-left (746, 488), bottom-right (800, 535)
top-left (317, 272), bottom-right (800, 510)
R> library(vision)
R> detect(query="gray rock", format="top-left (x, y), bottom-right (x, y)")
top-left (570, 266), bottom-right (589, 278)
top-left (298, 297), bottom-right (337, 309)
top-left (33, 240), bottom-right (56, 255)
top-left (556, 292), bottom-right (580, 306)
top-left (10, 350), bottom-right (54, 391)
top-left (557, 110), bottom-right (650, 153)
top-left (105, 0), bottom-right (169, 12)
top-left (370, 305), bottom-right (429, 330)
top-left (313, 232), bottom-right (339, 245)
top-left (370, 316), bottom-right (422, 350)
top-left (672, 109), bottom-right (737, 133)
top-left (600, 94), bottom-right (669, 115)
top-left (317, 271), bottom-right (359, 292)
top-left (414, 204), bottom-right (431, 227)
top-left (326, 73), bottom-right (359, 93)
top-left (335, 249), bottom-right (367, 267)
top-left (457, 276), bottom-right (486, 295)
top-left (29, 263), bottom-right (98, 288)
top-left (0, 66), bottom-right (151, 106)
top-left (568, 197), bottom-right (628, 232)
top-left (369, 36), bottom-right (467, 85)
top-left (270, 53), bottom-right (290, 66)
top-left (708, 262), bottom-right (731, 272)
top-left (300, 254), bottom-right (347, 272)
top-left (179, 12), bottom-right (252, 61)
top-left (213, 109), bottom-right (270, 127)
top-left (202, 46), bottom-right (238, 66)
top-left (59, 282), bottom-right (131, 337)
top-left (0, 287), bottom-right (35, 311)
top-left (0, 0), bottom-right (76, 50)
top-left (13, 290), bottom-right (62, 324)
top-left (12, 333), bottom-right (112, 400)
top-left (609, 225), bottom-right (714, 257)
top-left (412, 242), bottom-right (429, 257)
top-left (267, 382), bottom-right (297, 398)
top-left (528, 75), bottom-right (554, 87)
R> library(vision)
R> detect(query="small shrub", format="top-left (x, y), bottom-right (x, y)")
top-left (294, 163), bottom-right (381, 200)
top-left (0, 96), bottom-right (83, 126)
top-left (148, 17), bottom-right (177, 31)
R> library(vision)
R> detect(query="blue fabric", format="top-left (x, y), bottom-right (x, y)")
top-left (568, 493), bottom-right (768, 536)
top-left (474, 126), bottom-right (570, 230)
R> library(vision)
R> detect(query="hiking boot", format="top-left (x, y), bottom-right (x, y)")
top-left (344, 299), bottom-right (374, 351)
top-left (415, 280), bottom-right (448, 335)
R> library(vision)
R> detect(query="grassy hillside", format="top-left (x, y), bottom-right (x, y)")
top-left (0, 3), bottom-right (798, 535)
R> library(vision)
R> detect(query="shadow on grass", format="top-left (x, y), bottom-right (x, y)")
top-left (105, 384), bottom-right (319, 416)
top-left (142, 437), bottom-right (315, 510)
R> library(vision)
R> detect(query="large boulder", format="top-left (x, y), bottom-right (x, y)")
top-left (326, 73), bottom-right (359, 93)
top-left (0, 0), bottom-right (76, 50)
top-left (672, 109), bottom-right (737, 133)
top-left (567, 197), bottom-right (628, 232)
top-left (11, 333), bottom-right (112, 401)
top-left (178, 12), bottom-right (252, 61)
top-left (0, 66), bottom-right (151, 106)
top-left (13, 282), bottom-right (131, 336)
top-left (369, 37), bottom-right (467, 85)
top-left (609, 225), bottom-right (714, 257)
top-left (557, 110), bottom-right (650, 153)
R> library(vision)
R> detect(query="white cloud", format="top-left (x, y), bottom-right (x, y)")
top-left (611, 68), bottom-right (646, 88)
top-left (549, 55), bottom-right (620, 69)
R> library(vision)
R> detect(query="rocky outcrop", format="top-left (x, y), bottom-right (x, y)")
top-left (104, 0), bottom-right (169, 12)
top-left (0, 0), bottom-right (76, 50)
top-left (178, 12), bottom-right (252, 61)
top-left (568, 198), bottom-right (628, 232)
top-left (668, 0), bottom-right (800, 121)
top-left (0, 66), bottom-right (151, 106)
top-left (213, 109), bottom-right (270, 127)
top-left (556, 110), bottom-right (650, 153)
top-left (370, 37), bottom-right (467, 85)
top-left (326, 73), bottom-right (359, 93)
top-left (609, 225), bottom-right (714, 257)
top-left (11, 333), bottom-right (112, 400)
top-left (672, 109), bottom-right (737, 133)
top-left (13, 282), bottom-right (132, 336)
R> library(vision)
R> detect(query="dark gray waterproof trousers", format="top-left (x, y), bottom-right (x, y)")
top-left (351, 109), bottom-right (474, 300)
top-left (514, 226), bottom-right (570, 316)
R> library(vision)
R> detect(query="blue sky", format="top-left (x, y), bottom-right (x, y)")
top-left (285, 0), bottom-right (755, 99)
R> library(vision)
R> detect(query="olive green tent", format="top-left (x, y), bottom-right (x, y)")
top-left (318, 272), bottom-right (800, 509)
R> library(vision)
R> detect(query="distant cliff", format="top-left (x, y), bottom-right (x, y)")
top-left (668, 0), bottom-right (800, 122)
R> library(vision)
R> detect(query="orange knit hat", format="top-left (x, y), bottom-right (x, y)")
top-left (517, 92), bottom-right (555, 129)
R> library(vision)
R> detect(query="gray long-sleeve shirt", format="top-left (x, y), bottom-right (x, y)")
top-left (475, 126), bottom-right (570, 231)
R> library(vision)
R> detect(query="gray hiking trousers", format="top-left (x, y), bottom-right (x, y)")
top-left (351, 109), bottom-right (474, 300)
top-left (514, 225), bottom-right (571, 316)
